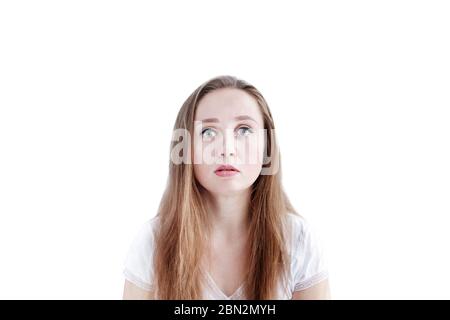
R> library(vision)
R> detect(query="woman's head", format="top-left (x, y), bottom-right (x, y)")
top-left (154, 75), bottom-right (297, 299)
top-left (193, 87), bottom-right (265, 196)
top-left (170, 75), bottom-right (280, 197)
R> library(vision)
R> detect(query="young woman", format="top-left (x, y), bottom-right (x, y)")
top-left (122, 75), bottom-right (330, 299)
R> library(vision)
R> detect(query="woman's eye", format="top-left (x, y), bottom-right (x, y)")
top-left (236, 126), bottom-right (253, 137)
top-left (201, 128), bottom-right (216, 140)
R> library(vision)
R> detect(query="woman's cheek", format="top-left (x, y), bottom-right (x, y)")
top-left (193, 143), bottom-right (203, 165)
top-left (236, 137), bottom-right (264, 166)
top-left (193, 163), bottom-right (211, 188)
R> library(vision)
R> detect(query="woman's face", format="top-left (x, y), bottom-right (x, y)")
top-left (193, 88), bottom-right (265, 196)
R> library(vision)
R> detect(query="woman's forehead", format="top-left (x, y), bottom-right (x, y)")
top-left (195, 88), bottom-right (263, 124)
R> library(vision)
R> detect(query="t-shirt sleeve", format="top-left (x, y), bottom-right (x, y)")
top-left (292, 218), bottom-right (329, 292)
top-left (122, 219), bottom-right (156, 292)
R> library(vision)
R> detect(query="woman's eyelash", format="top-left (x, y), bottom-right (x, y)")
top-left (201, 128), bottom-right (215, 135)
top-left (200, 126), bottom-right (254, 137)
top-left (236, 126), bottom-right (254, 135)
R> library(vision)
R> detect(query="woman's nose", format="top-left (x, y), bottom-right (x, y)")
top-left (218, 129), bottom-right (236, 158)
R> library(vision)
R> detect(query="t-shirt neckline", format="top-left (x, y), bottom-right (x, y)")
top-left (201, 267), bottom-right (246, 299)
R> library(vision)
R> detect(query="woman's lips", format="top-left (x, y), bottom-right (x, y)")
top-left (214, 165), bottom-right (240, 177)
top-left (214, 170), bottom-right (239, 177)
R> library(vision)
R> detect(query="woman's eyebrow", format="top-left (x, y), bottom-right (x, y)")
top-left (199, 115), bottom-right (257, 123)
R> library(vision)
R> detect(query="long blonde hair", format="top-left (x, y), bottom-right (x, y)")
top-left (153, 75), bottom-right (298, 299)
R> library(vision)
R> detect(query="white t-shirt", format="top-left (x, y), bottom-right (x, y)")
top-left (122, 212), bottom-right (329, 299)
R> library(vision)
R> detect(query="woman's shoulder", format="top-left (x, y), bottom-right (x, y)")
top-left (143, 215), bottom-right (161, 231)
top-left (284, 211), bottom-right (311, 238)
top-left (283, 212), bottom-right (323, 255)
top-left (127, 216), bottom-right (161, 253)
top-left (122, 216), bottom-right (161, 291)
top-left (284, 212), bottom-right (329, 291)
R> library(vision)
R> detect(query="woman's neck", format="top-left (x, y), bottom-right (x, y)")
top-left (205, 189), bottom-right (251, 242)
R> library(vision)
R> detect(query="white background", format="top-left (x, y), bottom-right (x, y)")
top-left (0, 1), bottom-right (449, 299)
